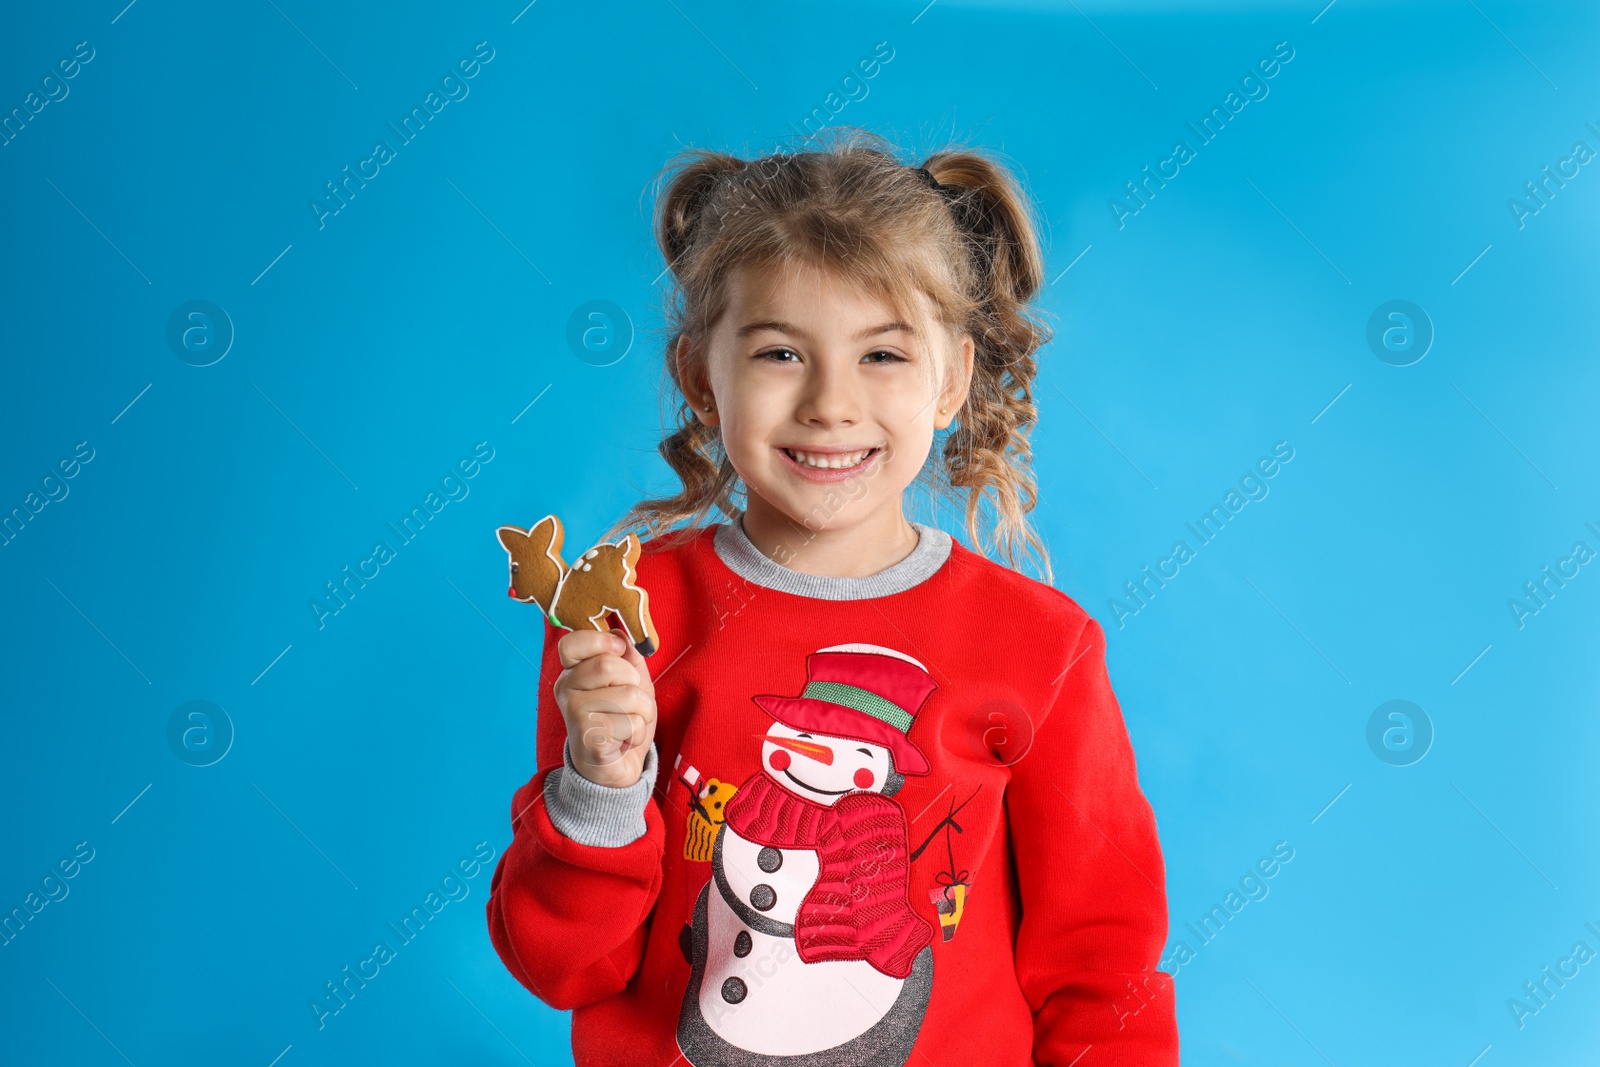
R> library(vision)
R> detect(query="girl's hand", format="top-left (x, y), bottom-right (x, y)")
top-left (553, 627), bottom-right (658, 789)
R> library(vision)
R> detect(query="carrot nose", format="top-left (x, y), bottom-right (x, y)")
top-left (759, 734), bottom-right (834, 764)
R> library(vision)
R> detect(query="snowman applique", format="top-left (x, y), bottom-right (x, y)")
top-left (675, 643), bottom-right (940, 1067)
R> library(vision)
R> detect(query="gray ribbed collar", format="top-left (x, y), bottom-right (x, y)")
top-left (712, 516), bottom-right (952, 600)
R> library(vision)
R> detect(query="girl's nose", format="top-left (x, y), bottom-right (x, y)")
top-left (795, 363), bottom-right (861, 427)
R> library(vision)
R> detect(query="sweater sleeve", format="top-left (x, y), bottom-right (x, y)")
top-left (485, 619), bottom-right (667, 1012)
top-left (1007, 614), bottom-right (1179, 1066)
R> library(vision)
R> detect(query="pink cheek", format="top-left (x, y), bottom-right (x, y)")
top-left (853, 767), bottom-right (875, 789)
top-left (768, 748), bottom-right (791, 772)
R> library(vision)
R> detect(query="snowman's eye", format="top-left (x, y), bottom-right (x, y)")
top-left (856, 747), bottom-right (872, 756)
top-left (797, 732), bottom-right (813, 739)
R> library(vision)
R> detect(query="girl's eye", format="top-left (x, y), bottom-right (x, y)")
top-left (756, 348), bottom-right (906, 363)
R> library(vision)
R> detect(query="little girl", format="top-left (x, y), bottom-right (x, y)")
top-left (487, 130), bottom-right (1178, 1066)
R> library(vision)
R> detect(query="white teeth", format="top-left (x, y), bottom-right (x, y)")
top-left (787, 448), bottom-right (871, 469)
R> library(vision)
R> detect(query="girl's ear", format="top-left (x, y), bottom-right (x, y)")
top-left (933, 332), bottom-right (975, 431)
top-left (676, 335), bottom-right (720, 427)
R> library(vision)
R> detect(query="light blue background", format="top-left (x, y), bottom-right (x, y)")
top-left (3, 0), bottom-right (1597, 1063)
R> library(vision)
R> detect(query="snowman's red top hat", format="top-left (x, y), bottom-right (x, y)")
top-left (752, 646), bottom-right (935, 775)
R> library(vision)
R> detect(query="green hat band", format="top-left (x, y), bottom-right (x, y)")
top-left (801, 681), bottom-right (913, 734)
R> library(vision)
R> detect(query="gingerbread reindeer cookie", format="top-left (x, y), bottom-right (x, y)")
top-left (496, 514), bottom-right (659, 656)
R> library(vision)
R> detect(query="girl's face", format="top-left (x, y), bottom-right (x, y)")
top-left (687, 263), bottom-right (973, 533)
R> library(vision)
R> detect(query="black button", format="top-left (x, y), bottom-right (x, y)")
top-left (721, 976), bottom-right (747, 1003)
top-left (733, 930), bottom-right (752, 957)
top-left (757, 847), bottom-right (783, 872)
top-left (749, 884), bottom-right (776, 911)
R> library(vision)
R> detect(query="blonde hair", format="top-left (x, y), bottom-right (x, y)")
top-left (609, 127), bottom-right (1054, 579)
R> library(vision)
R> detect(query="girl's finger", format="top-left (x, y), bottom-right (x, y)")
top-left (562, 652), bottom-right (640, 693)
top-left (557, 628), bottom-right (629, 668)
top-left (573, 706), bottom-right (650, 760)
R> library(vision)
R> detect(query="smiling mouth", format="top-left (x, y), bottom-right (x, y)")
top-left (779, 446), bottom-right (882, 472)
top-left (779, 766), bottom-right (853, 795)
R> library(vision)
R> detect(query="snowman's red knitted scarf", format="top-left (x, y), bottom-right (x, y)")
top-left (722, 770), bottom-right (934, 979)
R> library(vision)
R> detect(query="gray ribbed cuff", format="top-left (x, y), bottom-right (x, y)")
top-left (543, 739), bottom-right (658, 847)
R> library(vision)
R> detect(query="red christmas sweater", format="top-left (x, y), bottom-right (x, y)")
top-left (486, 520), bottom-right (1178, 1066)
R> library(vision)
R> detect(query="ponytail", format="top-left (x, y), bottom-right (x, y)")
top-left (919, 150), bottom-right (1053, 580)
